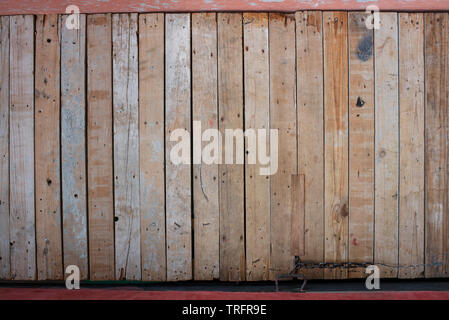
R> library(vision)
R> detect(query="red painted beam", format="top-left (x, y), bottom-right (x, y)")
top-left (0, 0), bottom-right (448, 15)
top-left (1, 288), bottom-right (449, 300)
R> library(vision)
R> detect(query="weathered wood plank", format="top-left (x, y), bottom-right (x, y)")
top-left (112, 13), bottom-right (141, 281)
top-left (9, 15), bottom-right (35, 280)
top-left (0, 16), bottom-right (9, 280)
top-left (425, 12), bottom-right (449, 278)
top-left (296, 10), bottom-right (324, 280)
top-left (243, 12), bottom-right (270, 281)
top-left (374, 12), bottom-right (399, 278)
top-left (323, 11), bottom-right (349, 279)
top-left (165, 13), bottom-right (192, 281)
top-left (291, 174), bottom-right (305, 257)
top-left (269, 12), bottom-right (297, 279)
top-left (87, 13), bottom-right (115, 280)
top-left (218, 13), bottom-right (245, 281)
top-left (139, 13), bottom-right (166, 281)
top-left (35, 14), bottom-right (62, 280)
top-left (348, 12), bottom-right (375, 278)
top-left (192, 12), bottom-right (219, 281)
top-left (61, 14), bottom-right (88, 280)
top-left (398, 13), bottom-right (425, 279)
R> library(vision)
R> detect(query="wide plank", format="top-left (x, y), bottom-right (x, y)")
top-left (398, 13), bottom-right (425, 279)
top-left (425, 12), bottom-right (449, 278)
top-left (9, 15), bottom-right (35, 280)
top-left (217, 13), bottom-right (245, 281)
top-left (269, 12), bottom-right (297, 279)
top-left (165, 13), bottom-right (192, 281)
top-left (87, 13), bottom-right (115, 280)
top-left (139, 13), bottom-right (166, 281)
top-left (296, 11), bottom-right (325, 279)
top-left (113, 13), bottom-right (141, 281)
top-left (243, 12), bottom-right (270, 281)
top-left (61, 14), bottom-right (88, 280)
top-left (192, 12), bottom-right (219, 281)
top-left (35, 14), bottom-right (63, 280)
top-left (374, 12), bottom-right (399, 278)
top-left (348, 12), bottom-right (375, 278)
top-left (323, 11), bottom-right (349, 279)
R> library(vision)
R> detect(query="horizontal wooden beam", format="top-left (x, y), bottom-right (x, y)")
top-left (0, 0), bottom-right (448, 15)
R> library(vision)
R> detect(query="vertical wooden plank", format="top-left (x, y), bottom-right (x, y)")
top-left (243, 12), bottom-right (270, 281)
top-left (35, 14), bottom-right (62, 280)
top-left (61, 14), bottom-right (88, 280)
top-left (398, 13), bottom-right (425, 279)
top-left (192, 12), bottom-right (219, 281)
top-left (323, 11), bottom-right (349, 279)
top-left (296, 11), bottom-right (324, 280)
top-left (290, 174), bottom-right (305, 257)
top-left (87, 13), bottom-right (114, 280)
top-left (9, 15), bottom-right (35, 280)
top-left (165, 13), bottom-right (192, 281)
top-left (348, 12), bottom-right (375, 278)
top-left (139, 13), bottom-right (166, 281)
top-left (269, 12), bottom-right (297, 279)
top-left (218, 13), bottom-right (245, 281)
top-left (425, 12), bottom-right (449, 278)
top-left (0, 16), bottom-right (9, 280)
top-left (112, 13), bottom-right (140, 281)
top-left (374, 12), bottom-right (399, 278)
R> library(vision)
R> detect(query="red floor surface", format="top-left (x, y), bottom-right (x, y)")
top-left (0, 288), bottom-right (449, 300)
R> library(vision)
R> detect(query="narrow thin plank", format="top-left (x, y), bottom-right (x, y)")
top-left (165, 13), bottom-right (192, 281)
top-left (112, 13), bottom-right (141, 281)
top-left (0, 16), bottom-right (9, 280)
top-left (291, 174), bottom-right (305, 257)
top-left (296, 10), bottom-right (324, 280)
top-left (192, 12), bottom-right (219, 281)
top-left (425, 12), bottom-right (449, 278)
top-left (243, 12), bottom-right (270, 281)
top-left (348, 12), bottom-right (375, 278)
top-left (218, 13), bottom-right (245, 281)
top-left (269, 12), bottom-right (297, 279)
top-left (323, 11), bottom-right (349, 279)
top-left (398, 13), bottom-right (425, 279)
top-left (61, 14), bottom-right (88, 280)
top-left (374, 12), bottom-right (399, 278)
top-left (87, 13), bottom-right (115, 280)
top-left (9, 15), bottom-right (35, 280)
top-left (35, 14), bottom-right (62, 280)
top-left (139, 13), bottom-right (166, 281)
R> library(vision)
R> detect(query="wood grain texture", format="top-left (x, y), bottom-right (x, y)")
top-left (165, 13), bottom-right (192, 281)
top-left (291, 174), bottom-right (305, 257)
top-left (61, 14), bottom-right (88, 280)
top-left (269, 12), bottom-right (297, 279)
top-left (323, 11), bottom-right (349, 279)
top-left (1, 0), bottom-right (449, 16)
top-left (374, 12), bottom-right (399, 278)
top-left (0, 16), bottom-right (9, 280)
top-left (35, 14), bottom-right (62, 280)
top-left (425, 12), bottom-right (449, 278)
top-left (348, 12), bottom-right (375, 278)
top-left (218, 13), bottom-right (245, 282)
top-left (87, 13), bottom-right (115, 280)
top-left (296, 11), bottom-right (324, 280)
top-left (139, 13), bottom-right (166, 281)
top-left (112, 13), bottom-right (141, 281)
top-left (192, 12), bottom-right (219, 281)
top-left (398, 13), bottom-right (425, 279)
top-left (9, 15), bottom-right (35, 280)
top-left (243, 12), bottom-right (270, 281)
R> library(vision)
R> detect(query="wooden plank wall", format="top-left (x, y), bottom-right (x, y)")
top-left (0, 12), bottom-right (448, 281)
